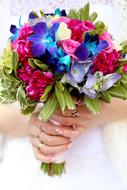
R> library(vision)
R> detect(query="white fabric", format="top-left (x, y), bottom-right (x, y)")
top-left (0, 1), bottom-right (127, 190)
top-left (103, 121), bottom-right (127, 186)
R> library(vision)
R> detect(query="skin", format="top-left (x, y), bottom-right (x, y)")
top-left (0, 99), bottom-right (127, 163)
top-left (29, 98), bottom-right (127, 163)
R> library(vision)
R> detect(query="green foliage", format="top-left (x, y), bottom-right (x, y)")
top-left (16, 85), bottom-right (37, 114)
top-left (108, 83), bottom-right (127, 100)
top-left (55, 82), bottom-right (66, 112)
top-left (68, 3), bottom-right (98, 22)
top-left (40, 85), bottom-right (53, 102)
top-left (63, 87), bottom-right (76, 110)
top-left (89, 20), bottom-right (107, 35)
top-left (39, 94), bottom-right (58, 121)
top-left (55, 82), bottom-right (76, 112)
top-left (0, 43), bottom-right (13, 74)
top-left (41, 162), bottom-right (65, 176)
top-left (0, 69), bottom-right (21, 103)
top-left (100, 91), bottom-right (112, 103)
top-left (85, 96), bottom-right (100, 114)
top-left (28, 58), bottom-right (48, 71)
top-left (120, 40), bottom-right (127, 54)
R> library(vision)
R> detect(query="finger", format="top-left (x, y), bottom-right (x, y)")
top-left (41, 121), bottom-right (64, 136)
top-left (39, 143), bottom-right (72, 154)
top-left (33, 146), bottom-right (57, 163)
top-left (38, 131), bottom-right (71, 146)
top-left (54, 126), bottom-right (85, 139)
top-left (51, 114), bottom-right (84, 126)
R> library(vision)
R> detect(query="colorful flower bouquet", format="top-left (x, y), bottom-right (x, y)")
top-left (0, 3), bottom-right (127, 176)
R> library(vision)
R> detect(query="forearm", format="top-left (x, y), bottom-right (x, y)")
top-left (0, 104), bottom-right (29, 137)
top-left (99, 98), bottom-right (127, 125)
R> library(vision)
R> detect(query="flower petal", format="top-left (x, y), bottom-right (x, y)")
top-left (95, 40), bottom-right (109, 54)
top-left (28, 34), bottom-right (42, 43)
top-left (32, 42), bottom-right (46, 57)
top-left (74, 43), bottom-right (89, 61)
top-left (10, 25), bottom-right (19, 34)
top-left (33, 22), bottom-right (48, 36)
top-left (101, 73), bottom-right (121, 92)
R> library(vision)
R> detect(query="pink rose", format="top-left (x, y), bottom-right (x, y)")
top-left (67, 19), bottom-right (95, 42)
top-left (99, 32), bottom-right (115, 53)
top-left (53, 16), bottom-right (70, 24)
top-left (62, 39), bottom-right (80, 58)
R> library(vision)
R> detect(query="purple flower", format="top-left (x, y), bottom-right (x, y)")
top-left (28, 22), bottom-right (60, 57)
top-left (74, 33), bottom-right (109, 61)
top-left (80, 74), bottom-right (97, 99)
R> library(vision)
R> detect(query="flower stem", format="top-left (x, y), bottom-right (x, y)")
top-left (41, 162), bottom-right (66, 176)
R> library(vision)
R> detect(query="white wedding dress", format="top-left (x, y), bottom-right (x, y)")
top-left (0, 1), bottom-right (127, 190)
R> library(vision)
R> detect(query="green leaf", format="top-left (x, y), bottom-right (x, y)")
top-left (0, 69), bottom-right (21, 103)
top-left (80, 3), bottom-right (90, 20)
top-left (28, 58), bottom-right (48, 71)
top-left (40, 85), bottom-right (53, 102)
top-left (34, 60), bottom-right (48, 71)
top-left (21, 105), bottom-right (36, 115)
top-left (12, 51), bottom-right (18, 76)
top-left (40, 10), bottom-right (45, 16)
top-left (109, 84), bottom-right (127, 100)
top-left (95, 20), bottom-right (105, 29)
top-left (100, 91), bottom-right (112, 103)
top-left (16, 85), bottom-right (28, 109)
top-left (121, 74), bottom-right (127, 86)
top-left (89, 12), bottom-right (98, 22)
top-left (28, 58), bottom-right (36, 68)
top-left (85, 96), bottom-right (100, 114)
top-left (63, 87), bottom-right (76, 110)
top-left (39, 94), bottom-right (58, 121)
top-left (55, 82), bottom-right (66, 112)
top-left (0, 42), bottom-right (13, 74)
top-left (31, 11), bottom-right (39, 18)
top-left (68, 9), bottom-right (79, 19)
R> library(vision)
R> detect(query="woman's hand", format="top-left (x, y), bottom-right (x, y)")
top-left (29, 114), bottom-right (73, 163)
top-left (29, 104), bottom-right (103, 163)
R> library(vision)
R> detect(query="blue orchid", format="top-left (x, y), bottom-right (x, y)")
top-left (54, 8), bottom-right (67, 17)
top-left (10, 16), bottom-right (22, 42)
top-left (29, 8), bottom-right (66, 19)
top-left (41, 47), bottom-right (71, 74)
top-left (75, 33), bottom-right (109, 61)
top-left (28, 22), bottom-right (60, 57)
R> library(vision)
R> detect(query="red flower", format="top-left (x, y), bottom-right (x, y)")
top-left (67, 19), bottom-right (95, 43)
top-left (11, 24), bottom-right (33, 62)
top-left (93, 50), bottom-right (120, 75)
top-left (17, 62), bottom-right (54, 100)
top-left (26, 71), bottom-right (54, 100)
top-left (123, 63), bottom-right (127, 72)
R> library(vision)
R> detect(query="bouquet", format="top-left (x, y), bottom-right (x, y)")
top-left (0, 3), bottom-right (127, 176)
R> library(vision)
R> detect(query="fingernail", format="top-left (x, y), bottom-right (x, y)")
top-left (50, 119), bottom-right (60, 126)
top-left (56, 129), bottom-right (64, 135)
top-left (67, 143), bottom-right (73, 149)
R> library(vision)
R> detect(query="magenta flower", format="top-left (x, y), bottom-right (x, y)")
top-left (123, 63), bottom-right (127, 72)
top-left (11, 24), bottom-right (33, 62)
top-left (26, 71), bottom-right (54, 100)
top-left (93, 50), bottom-right (120, 75)
top-left (17, 62), bottom-right (54, 100)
